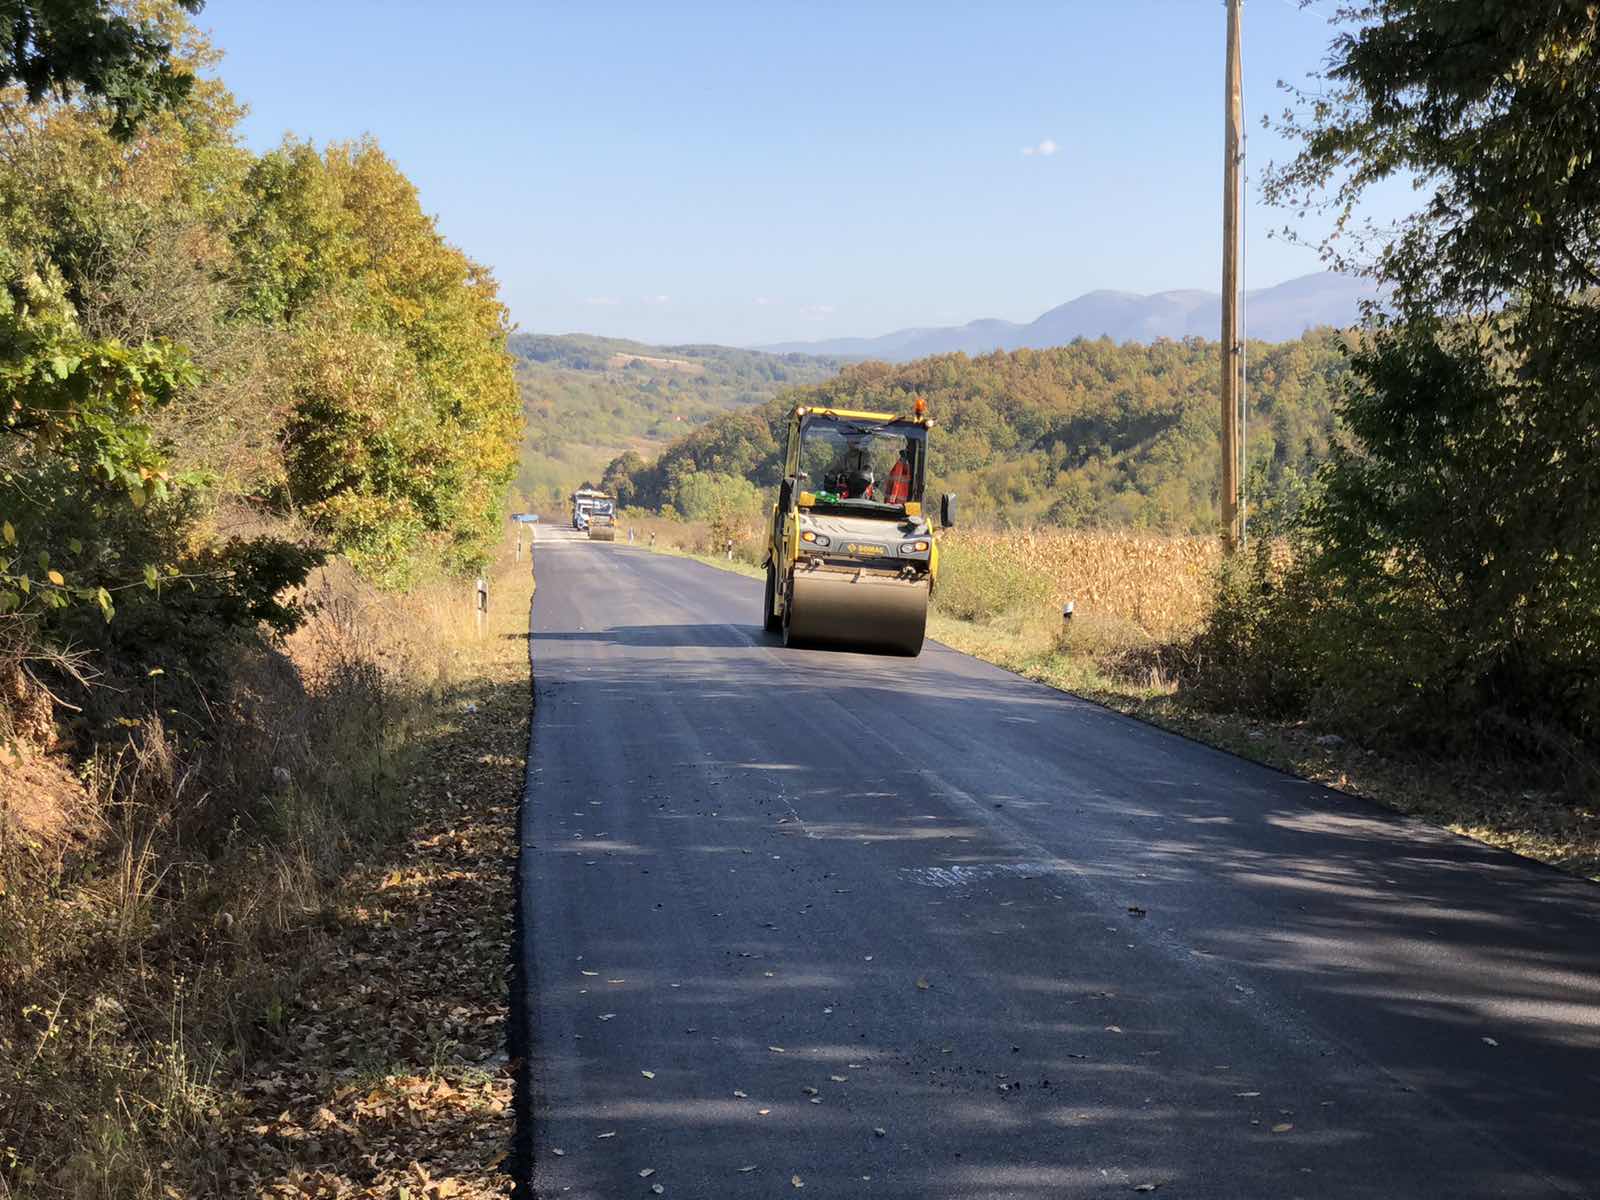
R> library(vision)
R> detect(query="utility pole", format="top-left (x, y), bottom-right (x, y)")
top-left (1220, 0), bottom-right (1245, 549)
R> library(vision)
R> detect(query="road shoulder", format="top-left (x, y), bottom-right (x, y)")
top-left (205, 578), bottom-right (532, 1197)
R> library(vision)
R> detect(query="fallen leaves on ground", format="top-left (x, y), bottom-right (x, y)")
top-left (197, 633), bottom-right (529, 1197)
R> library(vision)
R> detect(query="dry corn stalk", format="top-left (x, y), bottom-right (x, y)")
top-left (943, 529), bottom-right (1221, 639)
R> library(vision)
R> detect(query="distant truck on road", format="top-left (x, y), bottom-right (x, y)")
top-left (571, 488), bottom-right (617, 541)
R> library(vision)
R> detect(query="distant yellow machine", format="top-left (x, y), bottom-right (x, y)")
top-left (763, 399), bottom-right (955, 656)
top-left (571, 488), bottom-right (617, 541)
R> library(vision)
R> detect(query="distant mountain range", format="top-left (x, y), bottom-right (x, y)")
top-left (760, 272), bottom-right (1379, 360)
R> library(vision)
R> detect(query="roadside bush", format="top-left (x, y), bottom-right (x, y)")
top-left (1187, 317), bottom-right (1600, 773)
top-left (669, 471), bottom-right (762, 551)
top-left (1183, 540), bottom-right (1322, 718)
top-left (933, 539), bottom-right (1052, 623)
top-left (0, 533), bottom-right (531, 1198)
top-left (1254, 0), bottom-right (1600, 777)
top-left (1307, 317), bottom-right (1600, 758)
top-left (250, 142), bottom-right (522, 583)
top-left (0, 11), bottom-right (527, 1195)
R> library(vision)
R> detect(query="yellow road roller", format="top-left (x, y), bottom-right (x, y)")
top-left (572, 488), bottom-right (617, 541)
top-left (763, 399), bottom-right (955, 655)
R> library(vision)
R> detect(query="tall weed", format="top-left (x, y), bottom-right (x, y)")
top-left (1184, 540), bottom-right (1322, 717)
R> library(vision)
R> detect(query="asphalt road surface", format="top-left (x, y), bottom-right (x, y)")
top-left (517, 531), bottom-right (1600, 1199)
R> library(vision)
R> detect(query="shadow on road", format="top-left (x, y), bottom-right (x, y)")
top-left (518, 616), bottom-right (1600, 1198)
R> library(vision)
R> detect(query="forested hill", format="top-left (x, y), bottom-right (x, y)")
top-left (511, 333), bottom-right (846, 508)
top-left (602, 330), bottom-right (1349, 533)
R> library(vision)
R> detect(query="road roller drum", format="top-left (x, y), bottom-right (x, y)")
top-left (786, 565), bottom-right (929, 655)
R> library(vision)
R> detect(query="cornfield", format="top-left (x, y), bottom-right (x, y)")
top-left (618, 513), bottom-right (1223, 642)
top-left (939, 529), bottom-right (1222, 640)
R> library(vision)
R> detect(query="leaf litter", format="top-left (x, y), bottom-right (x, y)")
top-left (194, 621), bottom-right (530, 1198)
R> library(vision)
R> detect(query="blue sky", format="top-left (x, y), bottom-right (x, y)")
top-left (201, 0), bottom-right (1380, 346)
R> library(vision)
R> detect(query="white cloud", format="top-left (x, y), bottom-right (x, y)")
top-left (642, 294), bottom-right (671, 306)
top-left (582, 296), bottom-right (621, 306)
top-left (799, 304), bottom-right (836, 322)
top-left (754, 296), bottom-right (776, 307)
top-left (1021, 137), bottom-right (1059, 157)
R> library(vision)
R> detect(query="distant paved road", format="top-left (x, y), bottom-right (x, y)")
top-left (517, 534), bottom-right (1600, 1199)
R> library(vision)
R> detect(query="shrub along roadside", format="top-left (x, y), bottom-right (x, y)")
top-left (0, 536), bottom-right (532, 1198)
top-left (931, 539), bottom-right (1053, 624)
top-left (1, 18), bottom-right (532, 1189)
top-left (2, 14), bottom-right (523, 748)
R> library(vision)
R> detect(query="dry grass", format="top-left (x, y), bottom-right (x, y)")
top-left (196, 549), bottom-right (530, 1198)
top-left (613, 510), bottom-right (766, 566)
top-left (926, 529), bottom-right (1217, 703)
top-left (937, 528), bottom-right (1220, 639)
top-left (0, 533), bottom-right (532, 1198)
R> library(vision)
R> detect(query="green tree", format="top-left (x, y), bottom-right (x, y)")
top-left (0, 253), bottom-right (197, 624)
top-left (0, 19), bottom-right (323, 669)
top-left (1255, 1), bottom-right (1600, 752)
top-left (671, 471), bottom-right (761, 546)
top-left (601, 449), bottom-right (646, 505)
top-left (236, 139), bottom-right (522, 582)
top-left (1268, 2), bottom-right (1600, 316)
top-left (2, 0), bottom-right (204, 137)
top-left (602, 333), bottom-right (1347, 534)
top-left (0, 1), bottom-right (520, 729)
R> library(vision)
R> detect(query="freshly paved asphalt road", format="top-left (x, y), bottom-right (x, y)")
top-left (517, 531), bottom-right (1600, 1199)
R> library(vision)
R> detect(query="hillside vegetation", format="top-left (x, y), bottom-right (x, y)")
top-left (511, 332), bottom-right (844, 511)
top-left (603, 330), bottom-right (1347, 532)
